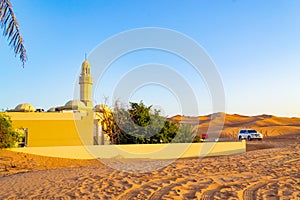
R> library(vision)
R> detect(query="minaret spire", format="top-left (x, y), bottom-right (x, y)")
top-left (79, 57), bottom-right (93, 108)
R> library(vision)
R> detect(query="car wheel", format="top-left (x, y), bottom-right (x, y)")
top-left (239, 136), bottom-right (242, 141)
top-left (247, 136), bottom-right (252, 141)
top-left (258, 138), bottom-right (262, 141)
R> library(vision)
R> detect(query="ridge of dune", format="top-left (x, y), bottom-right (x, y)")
top-left (168, 113), bottom-right (300, 137)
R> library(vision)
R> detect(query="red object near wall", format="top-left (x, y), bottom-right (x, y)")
top-left (201, 134), bottom-right (208, 139)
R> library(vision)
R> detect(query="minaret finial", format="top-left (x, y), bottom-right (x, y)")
top-left (85, 53), bottom-right (87, 60)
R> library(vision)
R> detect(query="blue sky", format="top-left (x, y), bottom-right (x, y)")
top-left (0, 0), bottom-right (299, 117)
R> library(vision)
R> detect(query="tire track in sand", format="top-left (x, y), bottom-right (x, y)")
top-left (149, 179), bottom-right (190, 200)
top-left (200, 183), bottom-right (223, 200)
top-left (243, 180), bottom-right (276, 200)
top-left (117, 177), bottom-right (177, 200)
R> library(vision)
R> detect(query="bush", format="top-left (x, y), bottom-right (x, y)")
top-left (0, 114), bottom-right (20, 148)
top-left (172, 124), bottom-right (196, 143)
top-left (102, 101), bottom-right (198, 144)
top-left (112, 101), bottom-right (178, 144)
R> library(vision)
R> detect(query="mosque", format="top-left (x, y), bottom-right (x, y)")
top-left (1, 60), bottom-right (247, 158)
top-left (4, 59), bottom-right (108, 147)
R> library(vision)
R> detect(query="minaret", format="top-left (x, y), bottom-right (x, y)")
top-left (79, 57), bottom-right (93, 107)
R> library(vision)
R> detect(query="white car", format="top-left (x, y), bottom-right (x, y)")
top-left (238, 129), bottom-right (263, 141)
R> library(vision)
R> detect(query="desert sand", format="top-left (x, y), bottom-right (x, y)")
top-left (0, 133), bottom-right (299, 199)
top-left (0, 114), bottom-right (299, 199)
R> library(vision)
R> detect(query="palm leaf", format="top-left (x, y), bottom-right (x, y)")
top-left (0, 0), bottom-right (27, 67)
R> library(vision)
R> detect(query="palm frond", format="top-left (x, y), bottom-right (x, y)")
top-left (0, 0), bottom-right (27, 67)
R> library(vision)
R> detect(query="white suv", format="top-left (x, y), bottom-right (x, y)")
top-left (238, 129), bottom-right (263, 141)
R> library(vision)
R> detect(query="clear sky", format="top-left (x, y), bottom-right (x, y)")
top-left (0, 0), bottom-right (299, 117)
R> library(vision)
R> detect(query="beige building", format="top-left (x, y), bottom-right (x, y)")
top-left (3, 59), bottom-right (102, 147)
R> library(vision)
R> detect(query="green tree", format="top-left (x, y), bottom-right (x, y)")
top-left (150, 120), bottom-right (178, 143)
top-left (112, 101), bottom-right (179, 144)
top-left (100, 101), bottom-right (200, 144)
top-left (0, 0), bottom-right (27, 66)
top-left (172, 124), bottom-right (196, 143)
top-left (128, 102), bottom-right (151, 125)
top-left (128, 101), bottom-right (152, 143)
top-left (0, 114), bottom-right (20, 148)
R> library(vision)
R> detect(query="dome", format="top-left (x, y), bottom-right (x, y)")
top-left (64, 100), bottom-right (86, 109)
top-left (15, 103), bottom-right (36, 112)
top-left (65, 100), bottom-right (85, 108)
top-left (94, 104), bottom-right (112, 113)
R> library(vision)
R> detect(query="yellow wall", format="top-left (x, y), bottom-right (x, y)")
top-left (5, 111), bottom-right (94, 147)
top-left (85, 141), bottom-right (246, 159)
top-left (10, 141), bottom-right (246, 159)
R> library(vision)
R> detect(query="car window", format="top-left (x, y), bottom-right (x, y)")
top-left (240, 130), bottom-right (246, 133)
top-left (248, 130), bottom-right (257, 133)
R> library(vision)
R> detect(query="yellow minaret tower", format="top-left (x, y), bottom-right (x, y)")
top-left (79, 58), bottom-right (93, 107)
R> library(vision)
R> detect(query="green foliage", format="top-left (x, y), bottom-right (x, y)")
top-left (172, 124), bottom-right (196, 143)
top-left (128, 101), bottom-right (152, 143)
top-left (112, 101), bottom-right (179, 144)
top-left (128, 102), bottom-right (151, 127)
top-left (152, 120), bottom-right (178, 143)
top-left (0, 114), bottom-right (20, 148)
top-left (106, 101), bottom-right (201, 144)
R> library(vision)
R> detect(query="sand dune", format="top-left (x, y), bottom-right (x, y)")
top-left (169, 113), bottom-right (300, 138)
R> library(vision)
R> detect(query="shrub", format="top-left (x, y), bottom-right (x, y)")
top-left (172, 124), bottom-right (196, 143)
top-left (0, 114), bottom-right (20, 148)
top-left (112, 101), bottom-right (178, 144)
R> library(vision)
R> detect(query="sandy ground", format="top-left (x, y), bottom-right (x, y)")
top-left (0, 133), bottom-right (300, 199)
